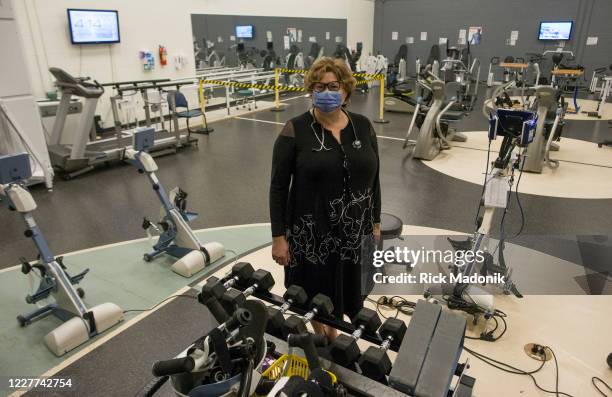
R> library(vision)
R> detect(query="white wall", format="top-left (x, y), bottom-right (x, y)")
top-left (12, 0), bottom-right (374, 127)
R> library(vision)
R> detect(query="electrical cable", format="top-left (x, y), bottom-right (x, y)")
top-left (464, 346), bottom-right (575, 397)
top-left (366, 296), bottom-right (416, 319)
top-left (592, 376), bottom-right (612, 397)
top-left (473, 138), bottom-right (492, 228)
top-left (509, 154), bottom-right (527, 239)
top-left (122, 294), bottom-right (197, 314)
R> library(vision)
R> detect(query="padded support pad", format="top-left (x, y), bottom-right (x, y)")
top-left (44, 317), bottom-right (89, 356)
top-left (91, 302), bottom-right (124, 333)
top-left (388, 300), bottom-right (441, 395)
top-left (414, 311), bottom-right (466, 397)
top-left (172, 250), bottom-right (206, 277)
top-left (43, 302), bottom-right (123, 356)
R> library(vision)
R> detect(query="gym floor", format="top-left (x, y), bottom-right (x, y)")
top-left (1, 84), bottom-right (611, 396)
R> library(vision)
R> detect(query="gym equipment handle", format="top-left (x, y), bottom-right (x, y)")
top-left (288, 333), bottom-right (327, 370)
top-left (152, 357), bottom-right (195, 377)
top-left (203, 296), bottom-right (229, 323)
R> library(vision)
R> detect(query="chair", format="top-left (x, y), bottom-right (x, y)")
top-left (174, 90), bottom-right (213, 134)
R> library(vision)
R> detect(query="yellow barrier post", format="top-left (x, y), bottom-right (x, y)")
top-left (196, 79), bottom-right (214, 134)
top-left (270, 67), bottom-right (285, 112)
top-left (373, 74), bottom-right (389, 124)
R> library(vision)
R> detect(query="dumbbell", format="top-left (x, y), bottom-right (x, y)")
top-left (358, 317), bottom-right (407, 381)
top-left (198, 262), bottom-right (254, 303)
top-left (281, 293), bottom-right (334, 338)
top-left (329, 307), bottom-right (381, 367)
top-left (266, 285), bottom-right (308, 337)
top-left (219, 269), bottom-right (275, 313)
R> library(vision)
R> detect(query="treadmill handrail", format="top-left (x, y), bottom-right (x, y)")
top-left (117, 81), bottom-right (196, 94)
top-left (101, 78), bottom-right (171, 88)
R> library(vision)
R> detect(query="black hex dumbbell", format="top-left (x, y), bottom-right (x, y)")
top-left (282, 293), bottom-right (334, 338)
top-left (197, 262), bottom-right (254, 303)
top-left (220, 269), bottom-right (275, 313)
top-left (266, 285), bottom-right (308, 338)
top-left (358, 317), bottom-right (407, 381)
top-left (329, 307), bottom-right (381, 367)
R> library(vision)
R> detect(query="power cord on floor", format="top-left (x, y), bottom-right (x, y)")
top-left (464, 345), bottom-right (575, 397)
top-left (442, 294), bottom-right (508, 342)
top-left (122, 249), bottom-right (240, 315)
top-left (366, 296), bottom-right (416, 319)
top-left (592, 376), bottom-right (612, 397)
top-left (122, 294), bottom-right (197, 314)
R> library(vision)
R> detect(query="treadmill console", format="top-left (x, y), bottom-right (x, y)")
top-left (48, 67), bottom-right (104, 98)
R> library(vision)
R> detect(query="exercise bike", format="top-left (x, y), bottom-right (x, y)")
top-left (125, 128), bottom-right (225, 277)
top-left (446, 81), bottom-right (538, 314)
top-left (0, 153), bottom-right (123, 356)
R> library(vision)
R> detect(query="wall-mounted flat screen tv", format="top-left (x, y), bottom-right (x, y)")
top-left (538, 21), bottom-right (573, 40)
top-left (68, 9), bottom-right (120, 44)
top-left (236, 25), bottom-right (254, 39)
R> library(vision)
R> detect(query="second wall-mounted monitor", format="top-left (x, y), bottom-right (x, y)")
top-left (67, 9), bottom-right (120, 44)
top-left (236, 25), bottom-right (254, 39)
top-left (538, 21), bottom-right (573, 40)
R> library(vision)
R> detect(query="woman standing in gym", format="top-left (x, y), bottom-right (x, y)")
top-left (269, 57), bottom-right (381, 341)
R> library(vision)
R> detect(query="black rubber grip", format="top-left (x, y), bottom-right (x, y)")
top-left (288, 333), bottom-right (327, 348)
top-left (287, 333), bottom-right (323, 370)
top-left (152, 356), bottom-right (195, 377)
top-left (204, 296), bottom-right (229, 323)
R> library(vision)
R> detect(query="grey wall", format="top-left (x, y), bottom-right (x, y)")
top-left (373, 0), bottom-right (611, 78)
top-left (191, 14), bottom-right (347, 67)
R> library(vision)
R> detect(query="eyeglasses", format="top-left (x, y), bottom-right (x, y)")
top-left (312, 81), bottom-right (342, 92)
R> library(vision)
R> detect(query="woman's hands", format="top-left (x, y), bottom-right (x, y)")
top-left (373, 223), bottom-right (381, 244)
top-left (272, 236), bottom-right (290, 266)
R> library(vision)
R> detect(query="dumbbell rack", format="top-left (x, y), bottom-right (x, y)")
top-left (221, 281), bottom-right (476, 397)
top-left (228, 286), bottom-right (395, 351)
top-left (264, 332), bottom-right (475, 397)
top-left (212, 268), bottom-right (475, 397)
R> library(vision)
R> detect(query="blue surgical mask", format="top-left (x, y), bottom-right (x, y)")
top-left (313, 90), bottom-right (343, 113)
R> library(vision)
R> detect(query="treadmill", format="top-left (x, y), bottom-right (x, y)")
top-left (47, 68), bottom-right (196, 179)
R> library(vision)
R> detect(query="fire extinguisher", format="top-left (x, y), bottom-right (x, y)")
top-left (159, 45), bottom-right (168, 66)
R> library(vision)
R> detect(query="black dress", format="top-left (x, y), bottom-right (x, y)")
top-left (269, 110), bottom-right (381, 320)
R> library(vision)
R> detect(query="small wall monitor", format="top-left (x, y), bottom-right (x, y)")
top-left (68, 9), bottom-right (120, 44)
top-left (236, 25), bottom-right (254, 39)
top-left (538, 21), bottom-right (573, 41)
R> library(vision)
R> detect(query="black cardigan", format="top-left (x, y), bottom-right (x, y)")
top-left (270, 110), bottom-right (381, 241)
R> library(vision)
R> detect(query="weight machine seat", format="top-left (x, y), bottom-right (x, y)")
top-left (380, 213), bottom-right (403, 240)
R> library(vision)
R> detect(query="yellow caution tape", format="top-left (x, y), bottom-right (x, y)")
top-left (277, 68), bottom-right (310, 74)
top-left (202, 71), bottom-right (382, 93)
top-left (202, 79), bottom-right (305, 92)
top-left (275, 68), bottom-right (383, 80)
